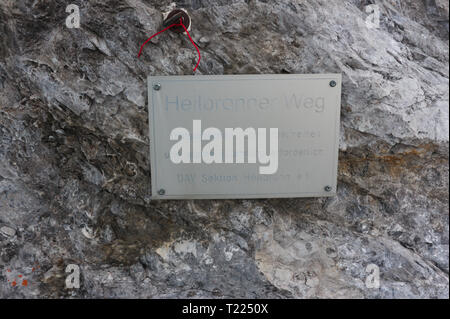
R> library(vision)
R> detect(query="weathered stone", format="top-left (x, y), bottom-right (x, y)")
top-left (0, 226), bottom-right (16, 238)
top-left (0, 0), bottom-right (448, 298)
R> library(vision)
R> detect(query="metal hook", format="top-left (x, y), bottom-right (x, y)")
top-left (162, 9), bottom-right (191, 33)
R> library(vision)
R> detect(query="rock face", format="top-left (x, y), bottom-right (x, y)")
top-left (0, 0), bottom-right (448, 298)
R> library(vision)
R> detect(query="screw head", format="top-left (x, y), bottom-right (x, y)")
top-left (329, 80), bottom-right (337, 87)
top-left (158, 189), bottom-right (165, 196)
top-left (324, 186), bottom-right (332, 192)
top-left (153, 83), bottom-right (161, 91)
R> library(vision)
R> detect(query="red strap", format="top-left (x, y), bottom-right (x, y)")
top-left (138, 18), bottom-right (201, 72)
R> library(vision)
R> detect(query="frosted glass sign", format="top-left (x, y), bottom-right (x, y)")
top-left (148, 74), bottom-right (341, 199)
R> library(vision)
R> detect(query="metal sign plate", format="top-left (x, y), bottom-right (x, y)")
top-left (148, 74), bottom-right (341, 199)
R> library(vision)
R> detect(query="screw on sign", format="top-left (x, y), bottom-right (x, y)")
top-left (138, 8), bottom-right (201, 72)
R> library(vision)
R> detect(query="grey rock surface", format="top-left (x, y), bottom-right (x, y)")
top-left (0, 0), bottom-right (448, 298)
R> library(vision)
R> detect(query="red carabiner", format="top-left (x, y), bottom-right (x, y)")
top-left (138, 18), bottom-right (201, 72)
